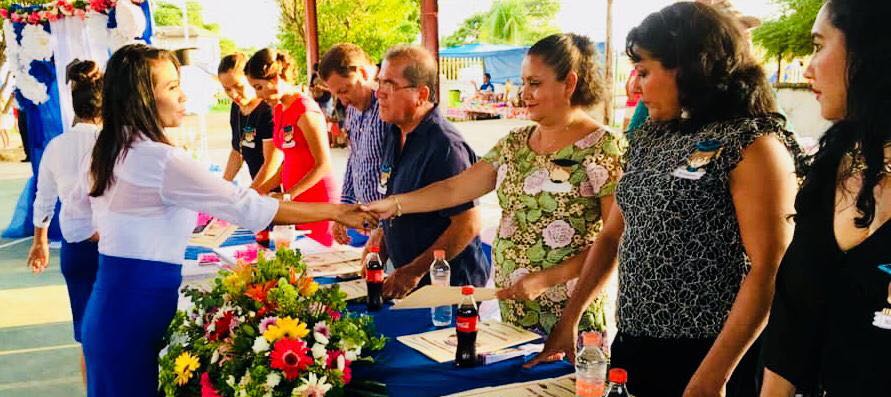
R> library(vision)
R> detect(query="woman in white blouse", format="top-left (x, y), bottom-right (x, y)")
top-left (27, 59), bottom-right (103, 386)
top-left (65, 44), bottom-right (375, 397)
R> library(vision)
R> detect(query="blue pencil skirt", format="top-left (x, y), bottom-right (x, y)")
top-left (59, 239), bottom-right (98, 342)
top-left (81, 255), bottom-right (182, 397)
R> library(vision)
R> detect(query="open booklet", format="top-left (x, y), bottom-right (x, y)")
top-left (391, 285), bottom-right (499, 310)
top-left (397, 321), bottom-right (541, 363)
top-left (322, 278), bottom-right (367, 300)
top-left (445, 374), bottom-right (576, 397)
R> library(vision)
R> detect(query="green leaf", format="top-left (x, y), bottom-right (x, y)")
top-left (569, 169), bottom-right (587, 185)
top-left (519, 311), bottom-right (540, 327)
top-left (538, 192), bottom-right (558, 213)
top-left (571, 150), bottom-right (588, 162)
top-left (527, 208), bottom-right (542, 223)
top-left (570, 217), bottom-right (587, 235)
top-left (539, 312), bottom-right (559, 333)
top-left (554, 145), bottom-right (573, 159)
top-left (516, 211), bottom-right (528, 229)
top-left (497, 191), bottom-right (508, 206)
top-left (526, 241), bottom-right (546, 262)
top-left (525, 299), bottom-right (541, 311)
top-left (599, 181), bottom-right (618, 197)
top-left (520, 195), bottom-right (539, 209)
top-left (500, 259), bottom-right (517, 275)
top-left (602, 139), bottom-right (622, 156)
top-left (546, 247), bottom-right (572, 264)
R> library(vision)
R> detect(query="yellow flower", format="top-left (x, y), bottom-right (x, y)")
top-left (222, 262), bottom-right (254, 293)
top-left (262, 316), bottom-right (309, 342)
top-left (174, 352), bottom-right (200, 386)
top-left (298, 277), bottom-right (319, 297)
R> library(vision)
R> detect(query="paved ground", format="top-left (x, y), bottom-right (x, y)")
top-left (0, 111), bottom-right (529, 396)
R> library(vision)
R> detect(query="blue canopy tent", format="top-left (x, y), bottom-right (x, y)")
top-left (439, 44), bottom-right (528, 85)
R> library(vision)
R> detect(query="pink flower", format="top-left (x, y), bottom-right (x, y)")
top-left (326, 350), bottom-right (353, 384)
top-left (509, 268), bottom-right (530, 286)
top-left (579, 181), bottom-right (595, 197)
top-left (1, 9), bottom-right (9, 18)
top-left (495, 164), bottom-right (508, 190)
top-left (575, 129), bottom-right (605, 149)
top-left (542, 220), bottom-right (575, 248)
top-left (566, 278), bottom-right (578, 297)
top-left (73, 8), bottom-right (86, 18)
top-left (585, 163), bottom-right (610, 193)
top-left (498, 215), bottom-right (517, 239)
top-left (523, 169), bottom-right (548, 195)
top-left (11, 14), bottom-right (22, 23)
top-left (200, 372), bottom-right (222, 397)
top-left (27, 12), bottom-right (40, 24)
top-left (259, 316), bottom-right (279, 334)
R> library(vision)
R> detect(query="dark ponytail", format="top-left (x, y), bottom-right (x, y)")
top-left (66, 59), bottom-right (102, 121)
top-left (527, 33), bottom-right (605, 108)
top-left (245, 48), bottom-right (296, 82)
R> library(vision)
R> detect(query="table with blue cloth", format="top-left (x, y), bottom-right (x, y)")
top-left (184, 230), bottom-right (570, 396)
top-left (346, 302), bottom-right (573, 396)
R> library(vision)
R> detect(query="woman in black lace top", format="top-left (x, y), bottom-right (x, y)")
top-left (760, 1), bottom-right (891, 395)
top-left (527, 3), bottom-right (807, 396)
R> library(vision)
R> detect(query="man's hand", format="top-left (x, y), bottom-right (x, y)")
top-left (361, 196), bottom-right (400, 220)
top-left (333, 204), bottom-right (379, 232)
top-left (523, 317), bottom-right (577, 368)
top-left (382, 266), bottom-right (424, 299)
top-left (333, 223), bottom-right (351, 245)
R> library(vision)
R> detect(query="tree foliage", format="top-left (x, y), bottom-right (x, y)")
top-left (444, 0), bottom-right (560, 47)
top-left (276, 0), bottom-right (420, 84)
top-left (752, 0), bottom-right (822, 61)
top-left (153, 1), bottom-right (219, 33)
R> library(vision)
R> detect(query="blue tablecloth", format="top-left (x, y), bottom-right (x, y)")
top-left (183, 228), bottom-right (259, 260)
top-left (348, 302), bottom-right (574, 397)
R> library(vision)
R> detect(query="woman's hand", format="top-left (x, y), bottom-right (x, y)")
top-left (496, 271), bottom-right (550, 301)
top-left (523, 317), bottom-right (577, 368)
top-left (333, 204), bottom-right (378, 231)
top-left (27, 240), bottom-right (50, 273)
top-left (361, 196), bottom-right (400, 220)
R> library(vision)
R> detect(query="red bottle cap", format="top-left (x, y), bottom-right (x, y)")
top-left (582, 332), bottom-right (602, 347)
top-left (461, 285), bottom-right (474, 295)
top-left (608, 368), bottom-right (628, 384)
top-left (368, 246), bottom-right (380, 253)
top-left (433, 249), bottom-right (445, 260)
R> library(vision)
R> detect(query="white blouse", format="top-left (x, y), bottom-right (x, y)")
top-left (64, 138), bottom-right (279, 265)
top-left (33, 123), bottom-right (99, 243)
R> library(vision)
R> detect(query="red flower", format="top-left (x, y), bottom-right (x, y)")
top-left (270, 339), bottom-right (313, 380)
top-left (208, 311), bottom-right (235, 341)
top-left (27, 12), bottom-right (40, 23)
top-left (325, 307), bottom-right (342, 321)
top-left (1, 9), bottom-right (9, 18)
top-left (326, 350), bottom-right (352, 384)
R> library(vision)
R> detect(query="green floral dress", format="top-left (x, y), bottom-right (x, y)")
top-left (482, 124), bottom-right (625, 334)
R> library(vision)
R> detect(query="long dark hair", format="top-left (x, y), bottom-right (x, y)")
top-left (626, 2), bottom-right (777, 126)
top-left (796, 0), bottom-right (891, 228)
top-left (89, 44), bottom-right (179, 197)
top-left (65, 59), bottom-right (102, 121)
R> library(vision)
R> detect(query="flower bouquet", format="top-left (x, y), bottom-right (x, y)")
top-left (159, 249), bottom-right (386, 397)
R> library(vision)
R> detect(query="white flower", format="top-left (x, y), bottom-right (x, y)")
top-left (19, 24), bottom-right (54, 63)
top-left (292, 373), bottom-right (333, 397)
top-left (337, 354), bottom-right (346, 371)
top-left (252, 336), bottom-right (270, 353)
top-left (313, 321), bottom-right (330, 345)
top-left (344, 348), bottom-right (360, 362)
top-left (226, 375), bottom-right (236, 388)
top-left (211, 349), bottom-right (220, 364)
top-left (312, 343), bottom-right (328, 360)
top-left (265, 372), bottom-right (281, 389)
top-left (15, 73), bottom-right (48, 105)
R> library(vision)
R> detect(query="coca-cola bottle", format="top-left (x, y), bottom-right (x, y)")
top-left (455, 285), bottom-right (479, 367)
top-left (365, 246), bottom-right (384, 311)
top-left (606, 368), bottom-right (633, 397)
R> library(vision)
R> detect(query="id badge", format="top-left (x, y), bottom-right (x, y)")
top-left (672, 139), bottom-right (723, 180)
top-left (282, 125), bottom-right (296, 149)
top-left (377, 164), bottom-right (391, 195)
top-left (241, 126), bottom-right (256, 149)
top-left (872, 264), bottom-right (891, 330)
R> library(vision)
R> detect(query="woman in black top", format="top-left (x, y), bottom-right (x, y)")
top-left (526, 3), bottom-right (807, 396)
top-left (761, 1), bottom-right (891, 395)
top-left (217, 53), bottom-right (277, 186)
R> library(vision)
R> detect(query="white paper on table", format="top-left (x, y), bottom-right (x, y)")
top-left (302, 249), bottom-right (362, 266)
top-left (323, 278), bottom-right (367, 300)
top-left (397, 321), bottom-right (541, 363)
top-left (391, 285), bottom-right (499, 310)
top-left (445, 374), bottom-right (576, 397)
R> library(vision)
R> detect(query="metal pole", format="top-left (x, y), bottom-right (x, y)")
top-left (180, 0), bottom-right (189, 45)
top-left (421, 0), bottom-right (440, 103)
top-left (304, 0), bottom-right (320, 84)
top-left (603, 0), bottom-right (614, 126)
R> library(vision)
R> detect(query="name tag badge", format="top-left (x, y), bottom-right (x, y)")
top-left (874, 264), bottom-right (891, 330)
top-left (281, 125), bottom-right (296, 149)
top-left (672, 139), bottom-right (723, 180)
top-left (377, 164), bottom-right (391, 195)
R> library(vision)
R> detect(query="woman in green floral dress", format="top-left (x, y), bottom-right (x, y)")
top-left (363, 33), bottom-right (625, 334)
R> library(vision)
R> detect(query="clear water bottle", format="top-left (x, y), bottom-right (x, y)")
top-left (430, 249), bottom-right (452, 326)
top-left (575, 332), bottom-right (608, 397)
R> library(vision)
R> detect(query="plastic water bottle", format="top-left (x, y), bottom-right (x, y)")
top-left (605, 368), bottom-right (632, 396)
top-left (575, 332), bottom-right (608, 397)
top-left (430, 249), bottom-right (452, 326)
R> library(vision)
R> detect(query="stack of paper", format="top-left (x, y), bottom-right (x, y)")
top-left (188, 218), bottom-right (237, 248)
top-left (303, 249), bottom-right (364, 277)
top-left (446, 374), bottom-right (576, 397)
top-left (391, 285), bottom-right (499, 310)
top-left (397, 321), bottom-right (541, 363)
top-left (322, 278), bottom-right (367, 300)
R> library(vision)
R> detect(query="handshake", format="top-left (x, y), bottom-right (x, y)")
top-left (330, 196), bottom-right (404, 244)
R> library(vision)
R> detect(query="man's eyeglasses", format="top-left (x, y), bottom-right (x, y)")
top-left (377, 78), bottom-right (417, 94)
